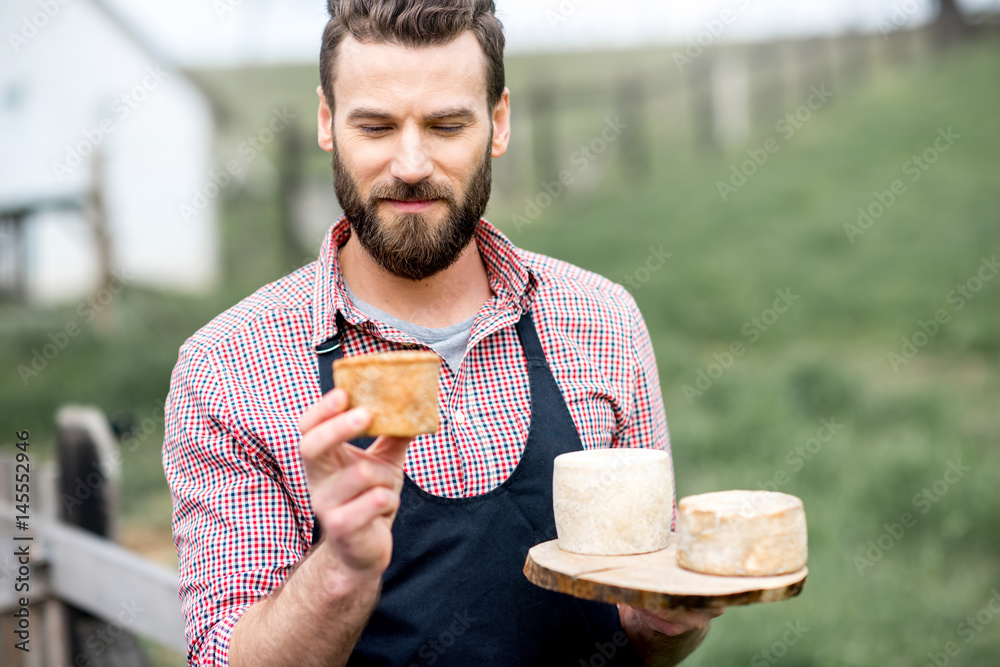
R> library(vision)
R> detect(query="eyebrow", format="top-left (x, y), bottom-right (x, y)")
top-left (345, 106), bottom-right (478, 123)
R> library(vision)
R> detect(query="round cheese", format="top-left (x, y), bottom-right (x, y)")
top-left (676, 490), bottom-right (807, 576)
top-left (553, 448), bottom-right (673, 556)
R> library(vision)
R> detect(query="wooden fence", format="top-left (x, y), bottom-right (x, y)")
top-left (0, 406), bottom-right (185, 666)
top-left (492, 24), bottom-right (997, 199)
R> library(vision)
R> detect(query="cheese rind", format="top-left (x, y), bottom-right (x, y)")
top-left (676, 490), bottom-right (807, 576)
top-left (553, 449), bottom-right (673, 556)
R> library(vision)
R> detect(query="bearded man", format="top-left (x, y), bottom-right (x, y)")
top-left (163, 1), bottom-right (723, 665)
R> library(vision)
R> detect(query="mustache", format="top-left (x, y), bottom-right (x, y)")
top-left (369, 180), bottom-right (455, 202)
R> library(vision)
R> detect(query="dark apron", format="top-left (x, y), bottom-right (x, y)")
top-left (312, 310), bottom-right (642, 666)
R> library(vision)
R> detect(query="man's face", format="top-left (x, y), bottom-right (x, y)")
top-left (318, 31), bottom-right (510, 281)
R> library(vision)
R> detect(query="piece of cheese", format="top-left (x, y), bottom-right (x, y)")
top-left (553, 448), bottom-right (673, 556)
top-left (333, 350), bottom-right (440, 437)
top-left (676, 490), bottom-right (807, 576)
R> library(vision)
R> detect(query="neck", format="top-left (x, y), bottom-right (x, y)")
top-left (339, 231), bottom-right (494, 328)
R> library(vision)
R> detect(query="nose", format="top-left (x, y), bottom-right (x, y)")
top-left (388, 125), bottom-right (434, 185)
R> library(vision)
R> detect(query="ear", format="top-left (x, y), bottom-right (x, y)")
top-left (317, 85), bottom-right (333, 153)
top-left (490, 87), bottom-right (511, 159)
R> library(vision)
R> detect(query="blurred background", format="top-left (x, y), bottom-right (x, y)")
top-left (1, 0), bottom-right (999, 664)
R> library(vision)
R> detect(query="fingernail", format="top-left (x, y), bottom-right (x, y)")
top-left (327, 389), bottom-right (346, 410)
top-left (350, 408), bottom-right (369, 427)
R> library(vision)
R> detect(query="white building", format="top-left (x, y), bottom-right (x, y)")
top-left (0, 0), bottom-right (218, 304)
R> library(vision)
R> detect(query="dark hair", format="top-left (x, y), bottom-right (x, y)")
top-left (320, 0), bottom-right (506, 115)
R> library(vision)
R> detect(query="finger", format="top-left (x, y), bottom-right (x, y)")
top-left (298, 388), bottom-right (349, 434)
top-left (366, 435), bottom-right (414, 469)
top-left (635, 607), bottom-right (713, 635)
top-left (311, 459), bottom-right (403, 509)
top-left (320, 485), bottom-right (401, 539)
top-left (680, 606), bottom-right (725, 619)
top-left (637, 610), bottom-right (686, 637)
top-left (299, 407), bottom-right (372, 467)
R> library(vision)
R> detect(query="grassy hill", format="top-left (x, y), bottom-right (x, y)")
top-left (494, 38), bottom-right (1000, 666)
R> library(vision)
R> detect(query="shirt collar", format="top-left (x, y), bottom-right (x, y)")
top-left (310, 215), bottom-right (536, 350)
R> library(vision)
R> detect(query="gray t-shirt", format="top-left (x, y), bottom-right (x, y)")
top-left (343, 282), bottom-right (474, 373)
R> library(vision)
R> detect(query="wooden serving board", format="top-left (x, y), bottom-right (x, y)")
top-left (524, 540), bottom-right (807, 610)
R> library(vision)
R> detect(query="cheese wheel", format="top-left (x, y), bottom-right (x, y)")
top-left (553, 448), bottom-right (673, 556)
top-left (676, 490), bottom-right (807, 576)
top-left (333, 350), bottom-right (440, 437)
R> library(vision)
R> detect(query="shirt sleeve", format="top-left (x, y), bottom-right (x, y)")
top-left (612, 291), bottom-right (677, 529)
top-left (163, 342), bottom-right (305, 665)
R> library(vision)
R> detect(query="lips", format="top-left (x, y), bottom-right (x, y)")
top-left (384, 199), bottom-right (438, 211)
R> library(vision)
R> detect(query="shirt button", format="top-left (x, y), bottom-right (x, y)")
top-left (453, 410), bottom-right (467, 425)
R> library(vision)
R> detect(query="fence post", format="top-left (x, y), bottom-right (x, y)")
top-left (0, 213), bottom-right (27, 303)
top-left (711, 48), bottom-right (751, 152)
top-left (277, 117), bottom-right (310, 270)
top-left (528, 81), bottom-right (559, 185)
top-left (40, 459), bottom-right (71, 666)
top-left (55, 405), bottom-right (148, 666)
top-left (688, 49), bottom-right (717, 152)
top-left (614, 73), bottom-right (649, 180)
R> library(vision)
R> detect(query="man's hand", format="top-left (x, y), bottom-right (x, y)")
top-left (618, 603), bottom-right (724, 666)
top-left (230, 388), bottom-right (412, 666)
top-left (298, 387), bottom-right (413, 576)
top-left (620, 603), bottom-right (723, 636)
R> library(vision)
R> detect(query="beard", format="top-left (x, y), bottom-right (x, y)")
top-left (332, 130), bottom-right (493, 281)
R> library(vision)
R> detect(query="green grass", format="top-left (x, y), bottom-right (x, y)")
top-left (2, 37), bottom-right (999, 666)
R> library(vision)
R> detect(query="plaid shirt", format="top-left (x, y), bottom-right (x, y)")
top-left (163, 215), bottom-right (673, 665)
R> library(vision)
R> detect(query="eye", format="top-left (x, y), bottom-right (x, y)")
top-left (359, 126), bottom-right (391, 135)
top-left (434, 125), bottom-right (463, 134)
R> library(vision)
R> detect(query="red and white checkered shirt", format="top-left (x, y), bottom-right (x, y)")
top-left (163, 215), bottom-right (673, 665)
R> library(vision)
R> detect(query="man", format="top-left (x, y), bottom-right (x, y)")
top-left (163, 1), bottom-right (723, 665)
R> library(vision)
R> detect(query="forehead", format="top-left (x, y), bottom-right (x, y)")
top-left (332, 30), bottom-right (489, 117)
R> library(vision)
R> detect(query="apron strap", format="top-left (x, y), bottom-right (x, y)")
top-left (513, 310), bottom-right (545, 363)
